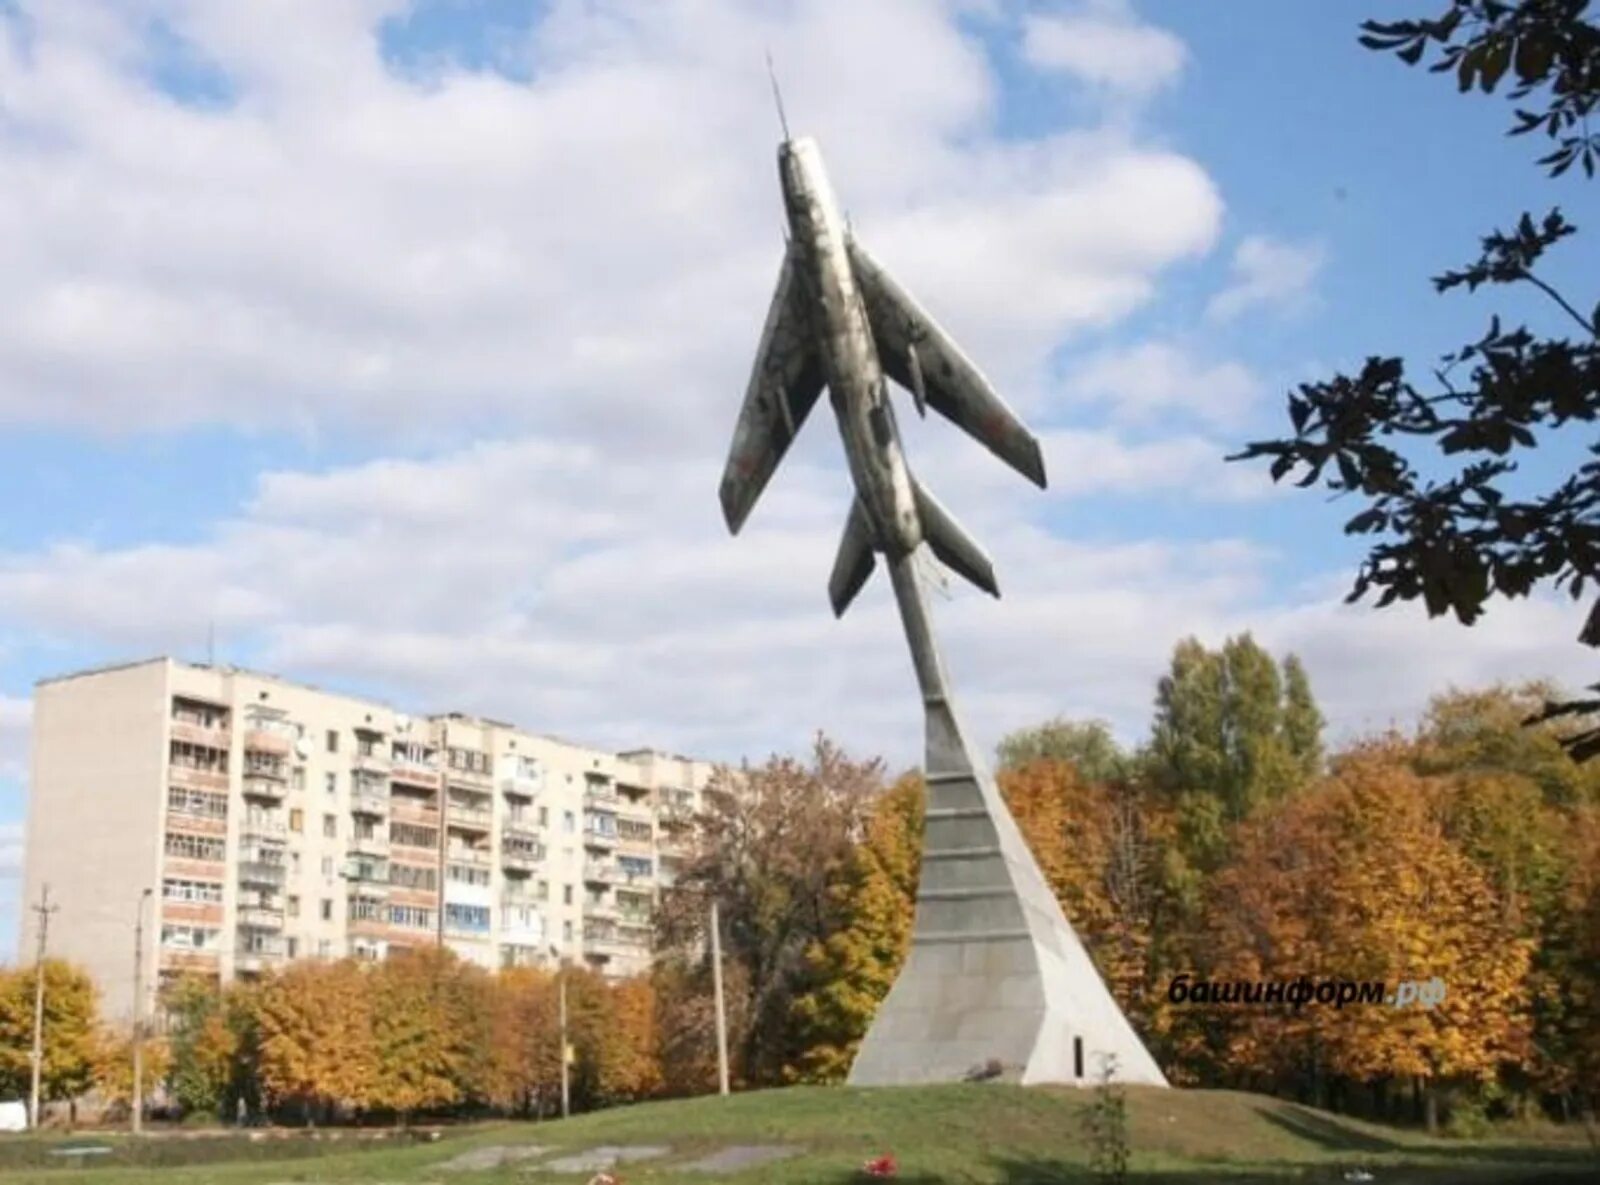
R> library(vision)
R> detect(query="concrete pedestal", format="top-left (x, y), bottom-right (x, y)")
top-left (846, 555), bottom-right (1168, 1087)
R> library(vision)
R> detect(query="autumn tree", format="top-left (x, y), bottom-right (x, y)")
top-left (0, 960), bottom-right (102, 1105)
top-left (1200, 744), bottom-right (1532, 1127)
top-left (788, 772), bottom-right (923, 1082)
top-left (367, 948), bottom-right (489, 1121)
top-left (484, 966), bottom-right (560, 1115)
top-left (654, 734), bottom-right (883, 1084)
top-left (255, 959), bottom-right (376, 1123)
top-left (95, 1029), bottom-right (172, 1115)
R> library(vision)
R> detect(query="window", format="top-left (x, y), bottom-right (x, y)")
top-left (563, 885), bottom-right (573, 905)
top-left (538, 806), bottom-right (549, 828)
top-left (349, 896), bottom-right (383, 921)
top-left (323, 813), bottom-right (337, 839)
top-left (320, 897), bottom-right (333, 921)
top-left (320, 856), bottom-right (334, 879)
top-left (286, 937), bottom-right (298, 958)
top-left (390, 905), bottom-right (433, 929)
top-left (562, 811), bottom-right (575, 834)
top-left (390, 863), bottom-right (438, 891)
top-left (287, 895), bottom-right (300, 918)
top-left (162, 879), bottom-right (223, 903)
top-left (164, 833), bottom-right (226, 862)
top-left (167, 787), bottom-right (228, 820)
top-left (291, 767), bottom-right (306, 791)
top-left (326, 729), bottom-right (339, 753)
top-left (445, 903), bottom-right (490, 933)
top-left (169, 739), bottom-right (228, 773)
top-left (317, 939), bottom-right (332, 958)
top-left (325, 771), bottom-right (337, 796)
top-left (289, 808), bottom-right (303, 833)
top-left (563, 920), bottom-right (573, 942)
top-left (391, 823), bottom-right (437, 848)
top-left (290, 851), bottom-right (301, 874)
top-left (618, 856), bottom-right (653, 881)
top-left (1074, 1036), bottom-right (1084, 1080)
top-left (537, 880), bottom-right (549, 901)
top-left (446, 863), bottom-right (489, 886)
top-left (160, 924), bottom-right (220, 949)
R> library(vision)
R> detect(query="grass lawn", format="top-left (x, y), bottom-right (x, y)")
top-left (1, 1085), bottom-right (1596, 1184)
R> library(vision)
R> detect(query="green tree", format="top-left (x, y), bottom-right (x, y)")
top-left (0, 960), bottom-right (101, 1105)
top-left (1229, 1), bottom-right (1600, 760)
top-left (1146, 634), bottom-right (1325, 823)
top-left (997, 717), bottom-right (1129, 781)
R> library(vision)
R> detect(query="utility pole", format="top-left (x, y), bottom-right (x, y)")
top-left (710, 899), bottom-right (729, 1097)
top-left (29, 884), bottom-right (58, 1130)
top-left (132, 887), bottom-right (153, 1134)
top-left (558, 968), bottom-right (570, 1118)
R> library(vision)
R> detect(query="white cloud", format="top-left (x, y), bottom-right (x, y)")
top-left (1067, 341), bottom-right (1261, 428)
top-left (1206, 234), bottom-right (1326, 323)
top-left (0, 0), bottom-right (1218, 440)
top-left (0, 696), bottom-right (27, 784)
top-left (1021, 2), bottom-right (1186, 98)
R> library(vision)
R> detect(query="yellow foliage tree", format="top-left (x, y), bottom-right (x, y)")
top-left (0, 960), bottom-right (102, 1105)
top-left (255, 959), bottom-right (376, 1122)
top-left (787, 772), bottom-right (923, 1082)
top-left (94, 1029), bottom-right (172, 1112)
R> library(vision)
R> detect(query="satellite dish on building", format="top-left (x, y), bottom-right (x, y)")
top-left (293, 737), bottom-right (311, 760)
top-left (396, 715), bottom-right (412, 733)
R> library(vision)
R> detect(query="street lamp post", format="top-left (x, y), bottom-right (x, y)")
top-left (132, 887), bottom-right (153, 1134)
top-left (549, 943), bottom-right (569, 1119)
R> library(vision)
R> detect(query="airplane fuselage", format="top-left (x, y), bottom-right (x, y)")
top-left (778, 137), bottom-right (921, 557)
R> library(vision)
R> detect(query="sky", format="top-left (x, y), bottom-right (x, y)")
top-left (0, 0), bottom-right (1594, 954)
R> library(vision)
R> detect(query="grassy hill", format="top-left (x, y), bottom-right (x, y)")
top-left (3, 1084), bottom-right (1597, 1184)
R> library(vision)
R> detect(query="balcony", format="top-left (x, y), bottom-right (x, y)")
top-left (241, 770), bottom-right (288, 801)
top-left (501, 842), bottom-right (544, 873)
top-left (583, 860), bottom-right (620, 884)
top-left (389, 795), bottom-right (440, 826)
top-left (237, 905), bottom-right (284, 931)
top-left (239, 817), bottom-right (287, 845)
top-left (242, 729), bottom-right (292, 757)
top-left (499, 770), bottom-right (542, 799)
top-left (352, 750), bottom-right (391, 776)
top-left (447, 798), bottom-right (493, 832)
top-left (349, 833), bottom-right (389, 860)
top-left (584, 898), bottom-right (619, 921)
top-left (502, 816), bottom-right (539, 842)
top-left (445, 845), bottom-right (491, 867)
top-left (160, 949), bottom-right (221, 973)
top-left (351, 785), bottom-right (389, 816)
top-left (390, 759), bottom-right (440, 788)
top-left (170, 764), bottom-right (229, 793)
top-left (170, 718), bottom-right (231, 749)
top-left (584, 785), bottom-right (618, 809)
top-left (582, 825), bottom-right (618, 850)
top-left (238, 860), bottom-right (287, 888)
top-left (447, 765), bottom-right (494, 793)
top-left (235, 943), bottom-right (286, 974)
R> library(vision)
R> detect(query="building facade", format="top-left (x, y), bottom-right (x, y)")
top-left (19, 658), bottom-right (715, 1023)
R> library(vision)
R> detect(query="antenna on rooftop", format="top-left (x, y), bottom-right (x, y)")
top-left (766, 50), bottom-right (791, 141)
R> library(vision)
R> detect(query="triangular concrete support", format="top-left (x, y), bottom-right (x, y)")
top-left (847, 553), bottom-right (1168, 1087)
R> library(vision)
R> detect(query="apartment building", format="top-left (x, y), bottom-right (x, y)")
top-left (18, 658), bottom-right (716, 1022)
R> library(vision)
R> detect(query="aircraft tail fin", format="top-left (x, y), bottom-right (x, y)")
top-left (912, 477), bottom-right (999, 598)
top-left (829, 498), bottom-right (878, 617)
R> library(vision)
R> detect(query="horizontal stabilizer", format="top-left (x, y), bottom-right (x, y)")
top-left (913, 478), bottom-right (998, 598)
top-left (720, 240), bottom-right (827, 534)
top-left (849, 237), bottom-right (1047, 490)
top-left (829, 498), bottom-right (878, 617)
